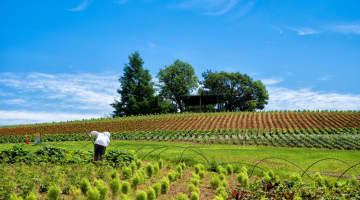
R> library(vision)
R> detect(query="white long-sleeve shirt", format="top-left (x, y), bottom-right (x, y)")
top-left (89, 131), bottom-right (111, 147)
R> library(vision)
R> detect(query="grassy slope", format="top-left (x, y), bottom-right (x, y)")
top-left (2, 140), bottom-right (359, 180)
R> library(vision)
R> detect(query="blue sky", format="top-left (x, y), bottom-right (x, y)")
top-left (1, 0), bottom-right (360, 125)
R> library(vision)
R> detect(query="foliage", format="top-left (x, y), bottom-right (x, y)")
top-left (157, 59), bottom-right (198, 112)
top-left (135, 190), bottom-right (147, 200)
top-left (201, 71), bottom-right (269, 111)
top-left (47, 185), bottom-right (61, 200)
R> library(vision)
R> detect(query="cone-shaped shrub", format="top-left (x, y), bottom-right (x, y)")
top-left (237, 172), bottom-right (248, 188)
top-left (210, 176), bottom-right (220, 189)
top-left (160, 178), bottom-right (170, 194)
top-left (190, 192), bottom-right (199, 200)
top-left (136, 159), bottom-right (142, 169)
top-left (69, 187), bottom-right (82, 200)
top-left (9, 194), bottom-right (23, 200)
top-left (80, 178), bottom-right (91, 195)
top-left (146, 187), bottom-right (156, 200)
top-left (135, 190), bottom-right (147, 200)
top-left (110, 178), bottom-right (120, 196)
top-left (131, 175), bottom-right (141, 190)
top-left (176, 193), bottom-right (189, 200)
top-left (198, 171), bottom-right (205, 179)
top-left (25, 192), bottom-right (37, 200)
top-left (86, 187), bottom-right (100, 200)
top-left (146, 164), bottom-right (154, 177)
top-left (153, 164), bottom-right (159, 175)
top-left (152, 183), bottom-right (161, 197)
top-left (158, 159), bottom-right (163, 169)
top-left (47, 185), bottom-right (61, 200)
top-left (121, 181), bottom-right (131, 194)
top-left (226, 164), bottom-right (233, 175)
top-left (187, 183), bottom-right (199, 194)
top-left (122, 167), bottom-right (133, 179)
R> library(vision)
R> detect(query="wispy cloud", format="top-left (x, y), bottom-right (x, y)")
top-left (2, 99), bottom-right (25, 105)
top-left (0, 72), bottom-right (120, 111)
top-left (261, 78), bottom-right (283, 85)
top-left (289, 27), bottom-right (319, 36)
top-left (266, 87), bottom-right (360, 110)
top-left (175, 0), bottom-right (251, 16)
top-left (327, 24), bottom-right (360, 35)
top-left (68, 0), bottom-right (92, 12)
top-left (318, 75), bottom-right (332, 81)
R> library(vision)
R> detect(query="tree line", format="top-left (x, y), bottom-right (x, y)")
top-left (111, 51), bottom-right (269, 116)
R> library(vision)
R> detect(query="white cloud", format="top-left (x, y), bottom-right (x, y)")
top-left (318, 75), bottom-right (332, 81)
top-left (0, 72), bottom-right (120, 111)
top-left (261, 78), bottom-right (283, 85)
top-left (68, 0), bottom-right (92, 12)
top-left (289, 27), bottom-right (319, 36)
top-left (266, 87), bottom-right (360, 111)
top-left (175, 0), bottom-right (244, 16)
top-left (0, 110), bottom-right (101, 126)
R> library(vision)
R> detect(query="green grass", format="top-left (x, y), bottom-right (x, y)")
top-left (1, 140), bottom-right (359, 180)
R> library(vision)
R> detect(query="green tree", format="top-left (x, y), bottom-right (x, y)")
top-left (157, 60), bottom-right (198, 112)
top-left (201, 71), bottom-right (268, 111)
top-left (111, 51), bottom-right (175, 116)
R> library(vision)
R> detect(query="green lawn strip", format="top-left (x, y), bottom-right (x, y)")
top-left (1, 140), bottom-right (359, 181)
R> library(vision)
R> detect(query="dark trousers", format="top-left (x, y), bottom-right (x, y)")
top-left (94, 144), bottom-right (106, 161)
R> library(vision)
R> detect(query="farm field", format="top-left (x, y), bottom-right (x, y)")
top-left (1, 111), bottom-right (360, 199)
top-left (1, 141), bottom-right (360, 200)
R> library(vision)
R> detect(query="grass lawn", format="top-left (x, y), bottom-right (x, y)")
top-left (1, 140), bottom-right (359, 180)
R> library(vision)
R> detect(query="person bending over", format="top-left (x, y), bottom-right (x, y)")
top-left (89, 131), bottom-right (110, 162)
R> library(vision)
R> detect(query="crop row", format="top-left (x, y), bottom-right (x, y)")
top-left (1, 111), bottom-right (360, 136)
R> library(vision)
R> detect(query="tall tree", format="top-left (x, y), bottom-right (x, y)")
top-left (111, 51), bottom-right (157, 116)
top-left (201, 71), bottom-right (269, 111)
top-left (157, 60), bottom-right (198, 112)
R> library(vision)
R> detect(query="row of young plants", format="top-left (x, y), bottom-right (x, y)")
top-left (0, 145), bottom-right (134, 167)
top-left (1, 127), bottom-right (360, 150)
top-left (2, 154), bottom-right (360, 200)
top-left (1, 111), bottom-right (360, 136)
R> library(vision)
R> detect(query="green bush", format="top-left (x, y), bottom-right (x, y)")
top-left (194, 165), bottom-right (201, 174)
top-left (47, 185), bottom-right (61, 200)
top-left (209, 160), bottom-right (218, 172)
top-left (146, 187), bottom-right (156, 200)
top-left (94, 181), bottom-right (108, 200)
top-left (24, 192), bottom-right (37, 200)
top-left (146, 164), bottom-right (154, 177)
top-left (86, 187), bottom-right (100, 200)
top-left (176, 193), bottom-right (189, 200)
top-left (187, 183), bottom-right (199, 194)
top-left (160, 178), bottom-right (170, 194)
top-left (111, 170), bottom-right (120, 180)
top-left (210, 176), bottom-right (220, 189)
top-left (219, 174), bottom-right (225, 181)
top-left (152, 183), bottom-right (161, 197)
top-left (136, 159), bottom-right (142, 169)
top-left (225, 164), bottom-right (233, 175)
top-left (122, 167), bottom-right (133, 179)
top-left (130, 162), bottom-right (137, 174)
top-left (215, 186), bottom-right (228, 199)
top-left (190, 177), bottom-right (200, 187)
top-left (176, 165), bottom-right (183, 176)
top-left (135, 190), bottom-right (147, 200)
top-left (80, 178), bottom-right (91, 195)
top-left (168, 171), bottom-right (177, 182)
top-left (69, 187), bottom-right (82, 200)
top-left (121, 181), bottom-right (131, 194)
top-left (110, 178), bottom-right (120, 196)
top-left (198, 171), bottom-right (205, 179)
top-left (180, 162), bottom-right (186, 170)
top-left (153, 164), bottom-right (159, 175)
top-left (9, 194), bottom-right (23, 200)
top-left (190, 191), bottom-right (199, 200)
top-left (131, 175), bottom-right (141, 189)
top-left (237, 172), bottom-right (249, 188)
top-left (158, 159), bottom-right (164, 169)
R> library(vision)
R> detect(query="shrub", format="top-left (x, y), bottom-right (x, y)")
top-left (153, 164), bottom-right (159, 175)
top-left (131, 175), bottom-right (141, 189)
top-left (86, 187), bottom-right (100, 200)
top-left (110, 178), bottom-right (120, 196)
top-left (152, 183), bottom-right (161, 197)
top-left (111, 170), bottom-right (120, 180)
top-left (69, 187), bottom-right (82, 200)
top-left (209, 160), bottom-right (218, 172)
top-left (176, 193), bottom-right (189, 200)
top-left (237, 172), bottom-right (249, 188)
top-left (146, 164), bottom-right (154, 177)
top-left (194, 165), bottom-right (201, 174)
top-left (168, 171), bottom-right (177, 182)
top-left (215, 186), bottom-right (228, 199)
top-left (122, 167), bottom-right (133, 179)
top-left (160, 178), bottom-right (170, 194)
top-left (47, 185), bottom-right (61, 200)
top-left (198, 171), bottom-right (205, 179)
top-left (96, 185), bottom-right (108, 200)
top-left (80, 178), bottom-right (91, 195)
top-left (130, 162), bottom-right (137, 174)
top-left (176, 165), bottom-right (183, 175)
top-left (146, 187), bottom-right (156, 200)
top-left (190, 191), bottom-right (199, 200)
top-left (121, 181), bottom-right (131, 194)
top-left (158, 159), bottom-right (164, 169)
top-left (188, 183), bottom-right (199, 194)
top-left (180, 162), bottom-right (186, 170)
top-left (190, 177), bottom-right (200, 187)
top-left (119, 194), bottom-right (131, 200)
top-left (136, 159), bottom-right (142, 169)
top-left (210, 176), bottom-right (220, 189)
top-left (225, 164), bottom-right (233, 175)
top-left (24, 192), bottom-right (37, 200)
top-left (135, 190), bottom-right (147, 200)
top-left (219, 174), bottom-right (225, 181)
